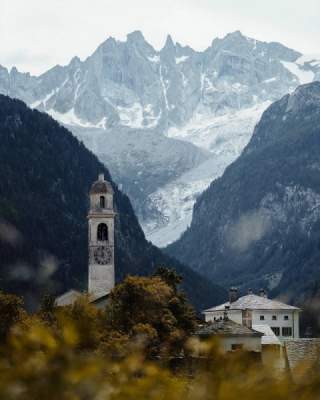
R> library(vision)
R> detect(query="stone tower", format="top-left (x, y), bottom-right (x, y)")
top-left (88, 173), bottom-right (115, 298)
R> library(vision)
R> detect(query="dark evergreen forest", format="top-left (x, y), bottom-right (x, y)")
top-left (0, 95), bottom-right (226, 310)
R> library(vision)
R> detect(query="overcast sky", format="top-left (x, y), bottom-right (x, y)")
top-left (1, 0), bottom-right (319, 75)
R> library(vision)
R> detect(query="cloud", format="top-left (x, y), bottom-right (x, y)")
top-left (226, 210), bottom-right (272, 252)
top-left (0, 220), bottom-right (22, 246)
top-left (8, 263), bottom-right (33, 282)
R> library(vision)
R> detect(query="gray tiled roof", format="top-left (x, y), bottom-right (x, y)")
top-left (252, 324), bottom-right (281, 345)
top-left (55, 289), bottom-right (109, 306)
top-left (195, 319), bottom-right (263, 338)
top-left (203, 294), bottom-right (300, 313)
top-left (55, 289), bottom-right (82, 306)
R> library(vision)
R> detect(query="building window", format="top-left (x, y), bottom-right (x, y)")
top-left (260, 315), bottom-right (265, 321)
top-left (284, 315), bottom-right (289, 320)
top-left (97, 223), bottom-right (108, 241)
top-left (271, 327), bottom-right (280, 336)
top-left (282, 327), bottom-right (292, 337)
top-left (231, 344), bottom-right (243, 351)
top-left (100, 196), bottom-right (105, 208)
top-left (272, 315), bottom-right (277, 320)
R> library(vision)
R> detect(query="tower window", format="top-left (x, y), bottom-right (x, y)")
top-left (97, 223), bottom-right (108, 241)
top-left (100, 196), bottom-right (105, 208)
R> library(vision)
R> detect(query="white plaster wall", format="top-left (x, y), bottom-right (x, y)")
top-left (252, 310), bottom-right (299, 339)
top-left (221, 336), bottom-right (261, 352)
top-left (204, 309), bottom-right (300, 340)
top-left (90, 192), bottom-right (113, 210)
top-left (293, 311), bottom-right (300, 338)
top-left (88, 264), bottom-right (114, 294)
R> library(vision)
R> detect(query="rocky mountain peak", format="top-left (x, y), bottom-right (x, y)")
top-left (159, 34), bottom-right (177, 63)
top-left (286, 81), bottom-right (320, 113)
top-left (167, 82), bottom-right (320, 304)
top-left (127, 30), bottom-right (147, 43)
top-left (98, 36), bottom-right (118, 52)
top-left (225, 30), bottom-right (246, 39)
top-left (126, 30), bottom-right (156, 56)
top-left (69, 56), bottom-right (81, 67)
top-left (10, 66), bottom-right (19, 75)
top-left (162, 34), bottom-right (175, 51)
top-left (244, 82), bottom-right (320, 155)
top-left (0, 32), bottom-right (319, 249)
top-left (211, 30), bottom-right (251, 49)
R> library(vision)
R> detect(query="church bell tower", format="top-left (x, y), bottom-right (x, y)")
top-left (88, 173), bottom-right (115, 298)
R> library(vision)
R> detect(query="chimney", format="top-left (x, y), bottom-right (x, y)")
top-left (229, 287), bottom-right (238, 303)
top-left (98, 173), bottom-right (105, 182)
top-left (259, 288), bottom-right (267, 298)
top-left (242, 309), bottom-right (252, 329)
top-left (223, 305), bottom-right (230, 321)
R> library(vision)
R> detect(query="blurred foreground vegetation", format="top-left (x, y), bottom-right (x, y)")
top-left (0, 269), bottom-right (320, 399)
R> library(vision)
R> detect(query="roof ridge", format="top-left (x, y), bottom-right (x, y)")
top-left (203, 293), bottom-right (300, 313)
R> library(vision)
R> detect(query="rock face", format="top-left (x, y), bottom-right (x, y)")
top-left (168, 82), bottom-right (320, 304)
top-left (0, 95), bottom-right (226, 310)
top-left (1, 31), bottom-right (319, 246)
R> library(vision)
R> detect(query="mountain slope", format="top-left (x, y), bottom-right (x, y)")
top-left (168, 82), bottom-right (320, 304)
top-left (1, 31), bottom-right (319, 246)
top-left (0, 95), bottom-right (226, 310)
top-left (71, 124), bottom-right (209, 220)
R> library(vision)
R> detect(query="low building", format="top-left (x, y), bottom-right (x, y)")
top-left (253, 324), bottom-right (287, 373)
top-left (203, 288), bottom-right (300, 342)
top-left (195, 313), bottom-right (263, 353)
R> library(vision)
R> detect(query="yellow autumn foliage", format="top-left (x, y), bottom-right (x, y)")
top-left (0, 275), bottom-right (320, 399)
top-left (0, 316), bottom-right (320, 400)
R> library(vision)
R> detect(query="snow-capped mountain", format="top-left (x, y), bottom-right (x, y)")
top-left (167, 82), bottom-right (320, 304)
top-left (146, 102), bottom-right (268, 246)
top-left (0, 31), bottom-right (319, 246)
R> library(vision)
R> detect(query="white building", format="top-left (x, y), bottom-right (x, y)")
top-left (195, 314), bottom-right (263, 353)
top-left (203, 288), bottom-right (300, 341)
top-left (56, 173), bottom-right (116, 308)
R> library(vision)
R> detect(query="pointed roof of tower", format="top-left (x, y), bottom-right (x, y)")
top-left (90, 173), bottom-right (114, 195)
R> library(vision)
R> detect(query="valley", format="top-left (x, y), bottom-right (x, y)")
top-left (0, 31), bottom-right (319, 247)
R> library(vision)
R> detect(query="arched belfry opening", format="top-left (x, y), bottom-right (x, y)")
top-left (97, 223), bottom-right (108, 241)
top-left (100, 195), bottom-right (105, 208)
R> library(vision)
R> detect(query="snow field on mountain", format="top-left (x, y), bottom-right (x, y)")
top-left (143, 103), bottom-right (269, 246)
top-left (2, 31), bottom-right (320, 248)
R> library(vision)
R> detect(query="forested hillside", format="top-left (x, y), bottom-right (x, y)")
top-left (168, 82), bottom-right (320, 305)
top-left (0, 95), bottom-right (226, 309)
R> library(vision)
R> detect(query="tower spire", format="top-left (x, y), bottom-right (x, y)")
top-left (87, 173), bottom-right (116, 299)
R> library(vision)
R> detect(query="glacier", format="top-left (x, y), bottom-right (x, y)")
top-left (143, 102), bottom-right (269, 246)
top-left (0, 31), bottom-right (319, 247)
